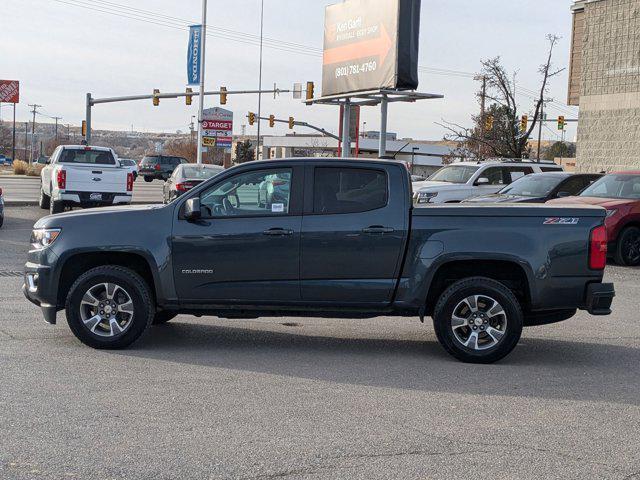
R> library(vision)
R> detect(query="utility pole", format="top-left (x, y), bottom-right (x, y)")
top-left (28, 104), bottom-right (42, 164)
top-left (190, 115), bottom-right (195, 144)
top-left (256, 0), bottom-right (265, 159)
top-left (12, 103), bottom-right (16, 162)
top-left (536, 101), bottom-right (545, 162)
top-left (196, 0), bottom-right (208, 165)
top-left (67, 124), bottom-right (70, 140)
top-left (53, 116), bottom-right (62, 140)
top-left (24, 122), bottom-right (28, 159)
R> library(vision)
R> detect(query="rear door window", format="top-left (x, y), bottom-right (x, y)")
top-left (506, 166), bottom-right (534, 183)
top-left (58, 149), bottom-right (116, 165)
top-left (313, 167), bottom-right (388, 214)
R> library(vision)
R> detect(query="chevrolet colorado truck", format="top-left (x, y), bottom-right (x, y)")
top-left (39, 145), bottom-right (134, 214)
top-left (24, 158), bottom-right (615, 363)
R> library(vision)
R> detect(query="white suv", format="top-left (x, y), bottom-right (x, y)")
top-left (413, 159), bottom-right (563, 204)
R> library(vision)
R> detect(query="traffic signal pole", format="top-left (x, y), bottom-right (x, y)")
top-left (250, 114), bottom-right (339, 140)
top-left (196, 0), bottom-right (208, 165)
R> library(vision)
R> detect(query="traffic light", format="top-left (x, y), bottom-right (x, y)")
top-left (485, 115), bottom-right (494, 131)
top-left (306, 81), bottom-right (314, 101)
top-left (520, 115), bottom-right (528, 132)
top-left (269, 115), bottom-right (275, 127)
top-left (153, 89), bottom-right (160, 106)
top-left (288, 116), bottom-right (294, 129)
top-left (558, 116), bottom-right (566, 131)
top-left (248, 112), bottom-right (255, 126)
top-left (220, 86), bottom-right (227, 105)
top-left (185, 88), bottom-right (193, 106)
top-left (81, 120), bottom-right (87, 137)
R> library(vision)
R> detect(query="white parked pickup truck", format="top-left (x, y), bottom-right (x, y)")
top-left (38, 145), bottom-right (134, 214)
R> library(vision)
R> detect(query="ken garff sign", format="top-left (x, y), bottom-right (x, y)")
top-left (322, 0), bottom-right (421, 97)
top-left (187, 25), bottom-right (202, 86)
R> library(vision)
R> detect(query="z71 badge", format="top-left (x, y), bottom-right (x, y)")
top-left (543, 217), bottom-right (580, 225)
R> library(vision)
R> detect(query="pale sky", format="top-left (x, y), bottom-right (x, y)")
top-left (1, 0), bottom-right (578, 142)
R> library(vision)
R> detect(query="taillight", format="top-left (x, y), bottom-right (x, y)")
top-left (155, 164), bottom-right (161, 171)
top-left (272, 180), bottom-right (287, 186)
top-left (126, 172), bottom-right (134, 192)
top-left (57, 170), bottom-right (66, 190)
top-left (0, 187), bottom-right (3, 196)
top-left (175, 183), bottom-right (189, 192)
top-left (589, 225), bottom-right (608, 270)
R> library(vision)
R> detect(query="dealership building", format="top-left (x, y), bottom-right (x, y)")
top-left (570, 0), bottom-right (640, 172)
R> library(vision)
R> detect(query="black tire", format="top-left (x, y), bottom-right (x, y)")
top-left (50, 198), bottom-right (64, 214)
top-left (144, 176), bottom-right (153, 183)
top-left (65, 266), bottom-right (154, 349)
top-left (152, 311), bottom-right (178, 325)
top-left (39, 187), bottom-right (50, 209)
top-left (432, 277), bottom-right (523, 364)
top-left (614, 226), bottom-right (640, 267)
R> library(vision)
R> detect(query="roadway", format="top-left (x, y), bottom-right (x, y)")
top-left (1, 206), bottom-right (640, 479)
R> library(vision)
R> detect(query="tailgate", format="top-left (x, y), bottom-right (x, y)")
top-left (63, 165), bottom-right (128, 193)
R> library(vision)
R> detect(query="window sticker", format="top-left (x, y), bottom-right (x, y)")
top-left (271, 203), bottom-right (285, 213)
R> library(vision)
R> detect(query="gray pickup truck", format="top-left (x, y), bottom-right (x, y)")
top-left (24, 158), bottom-right (614, 363)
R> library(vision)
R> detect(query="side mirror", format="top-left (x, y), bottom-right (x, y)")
top-left (556, 191), bottom-right (571, 198)
top-left (184, 197), bottom-right (201, 221)
top-left (476, 177), bottom-right (490, 185)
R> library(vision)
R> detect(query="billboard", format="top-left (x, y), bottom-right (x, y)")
top-left (202, 107), bottom-right (233, 149)
top-left (0, 80), bottom-right (20, 103)
top-left (187, 25), bottom-right (202, 86)
top-left (322, 0), bottom-right (421, 97)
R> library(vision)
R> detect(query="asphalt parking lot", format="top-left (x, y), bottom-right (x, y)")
top-left (1, 205), bottom-right (640, 479)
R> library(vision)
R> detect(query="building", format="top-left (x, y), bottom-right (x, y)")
top-left (257, 135), bottom-right (452, 176)
top-left (569, 0), bottom-right (640, 172)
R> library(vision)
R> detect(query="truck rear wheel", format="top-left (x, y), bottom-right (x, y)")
top-left (144, 176), bottom-right (153, 183)
top-left (50, 198), bottom-right (64, 214)
top-left (39, 187), bottom-right (50, 209)
top-left (65, 266), bottom-right (154, 349)
top-left (432, 277), bottom-right (523, 364)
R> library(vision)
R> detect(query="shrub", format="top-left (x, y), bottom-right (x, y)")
top-left (26, 165), bottom-right (43, 177)
top-left (13, 160), bottom-right (28, 175)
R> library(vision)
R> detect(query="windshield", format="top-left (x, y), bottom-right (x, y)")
top-left (141, 156), bottom-right (160, 165)
top-left (59, 149), bottom-right (116, 165)
top-left (428, 165), bottom-right (479, 184)
top-left (183, 165), bottom-right (223, 179)
top-left (500, 175), bottom-right (564, 197)
top-left (580, 174), bottom-right (640, 199)
top-left (120, 159), bottom-right (136, 166)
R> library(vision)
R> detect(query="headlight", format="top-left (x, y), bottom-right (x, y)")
top-left (414, 191), bottom-right (439, 204)
top-left (30, 228), bottom-right (61, 250)
top-left (605, 209), bottom-right (617, 218)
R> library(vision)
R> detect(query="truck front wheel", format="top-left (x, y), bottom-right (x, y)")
top-left (432, 277), bottom-right (523, 364)
top-left (65, 266), bottom-right (154, 349)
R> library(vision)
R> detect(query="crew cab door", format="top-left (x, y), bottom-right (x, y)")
top-left (300, 164), bottom-right (409, 305)
top-left (172, 165), bottom-right (303, 303)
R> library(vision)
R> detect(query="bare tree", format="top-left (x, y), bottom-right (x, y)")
top-left (439, 35), bottom-right (564, 160)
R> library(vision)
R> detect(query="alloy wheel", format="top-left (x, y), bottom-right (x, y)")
top-left (450, 295), bottom-right (508, 350)
top-left (79, 283), bottom-right (134, 337)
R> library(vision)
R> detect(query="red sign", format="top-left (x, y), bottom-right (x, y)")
top-left (202, 120), bottom-right (232, 131)
top-left (0, 80), bottom-right (19, 103)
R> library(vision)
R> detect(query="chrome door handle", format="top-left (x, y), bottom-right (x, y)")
top-left (263, 228), bottom-right (293, 236)
top-left (362, 226), bottom-right (395, 234)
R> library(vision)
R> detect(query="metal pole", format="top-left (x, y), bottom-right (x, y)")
top-left (537, 101), bottom-right (544, 162)
top-left (256, 0), bottom-right (265, 159)
top-left (28, 104), bottom-right (41, 165)
top-left (379, 95), bottom-right (388, 157)
top-left (341, 100), bottom-right (351, 157)
top-left (86, 93), bottom-right (92, 144)
top-left (24, 122), bottom-right (28, 160)
top-left (196, 0), bottom-right (208, 165)
top-left (12, 103), bottom-right (16, 162)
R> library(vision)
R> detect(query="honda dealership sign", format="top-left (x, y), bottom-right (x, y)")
top-left (322, 0), bottom-right (421, 97)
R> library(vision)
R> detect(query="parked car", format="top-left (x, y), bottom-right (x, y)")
top-left (163, 163), bottom-right (224, 204)
top-left (0, 186), bottom-right (4, 228)
top-left (23, 158), bottom-right (614, 364)
top-left (463, 173), bottom-right (602, 204)
top-left (411, 174), bottom-right (426, 182)
top-left (548, 171), bottom-right (640, 266)
top-left (38, 145), bottom-right (134, 214)
top-left (119, 159), bottom-right (139, 180)
top-left (413, 159), bottom-right (563, 204)
top-left (257, 172), bottom-right (291, 210)
top-left (0, 155), bottom-right (13, 166)
top-left (139, 155), bottom-right (188, 182)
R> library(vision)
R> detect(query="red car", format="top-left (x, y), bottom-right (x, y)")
top-left (548, 171), bottom-right (640, 266)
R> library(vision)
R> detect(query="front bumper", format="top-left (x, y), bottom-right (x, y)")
top-left (584, 282), bottom-right (615, 315)
top-left (23, 261), bottom-right (59, 324)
